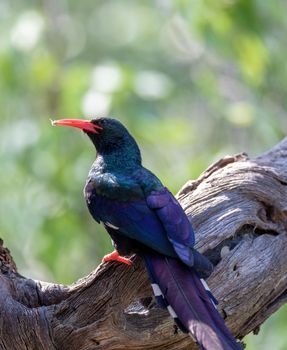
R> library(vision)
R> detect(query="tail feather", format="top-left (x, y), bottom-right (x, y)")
top-left (200, 278), bottom-right (218, 307)
top-left (144, 255), bottom-right (188, 332)
top-left (143, 254), bottom-right (243, 350)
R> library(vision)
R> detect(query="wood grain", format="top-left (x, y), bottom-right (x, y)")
top-left (1, 138), bottom-right (287, 349)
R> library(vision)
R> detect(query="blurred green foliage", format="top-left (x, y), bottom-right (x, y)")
top-left (0, 0), bottom-right (286, 348)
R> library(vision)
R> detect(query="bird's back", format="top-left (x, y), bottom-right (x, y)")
top-left (84, 165), bottom-right (178, 258)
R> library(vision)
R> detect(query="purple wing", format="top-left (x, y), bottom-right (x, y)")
top-left (85, 182), bottom-right (178, 258)
top-left (86, 181), bottom-right (241, 348)
top-left (146, 187), bottom-right (196, 266)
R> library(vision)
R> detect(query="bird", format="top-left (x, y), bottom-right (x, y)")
top-left (51, 117), bottom-right (242, 350)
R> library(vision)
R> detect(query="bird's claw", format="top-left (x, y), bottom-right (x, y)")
top-left (102, 250), bottom-right (132, 266)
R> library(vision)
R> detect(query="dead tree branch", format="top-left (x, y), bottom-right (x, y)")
top-left (1, 138), bottom-right (287, 349)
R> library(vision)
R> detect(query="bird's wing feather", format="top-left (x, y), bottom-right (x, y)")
top-left (146, 187), bottom-right (196, 266)
top-left (85, 180), bottom-right (177, 257)
top-left (86, 176), bottom-right (211, 272)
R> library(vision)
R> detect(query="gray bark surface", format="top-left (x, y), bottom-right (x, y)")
top-left (1, 138), bottom-right (287, 349)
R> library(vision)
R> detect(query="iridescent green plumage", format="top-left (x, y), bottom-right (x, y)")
top-left (54, 117), bottom-right (242, 350)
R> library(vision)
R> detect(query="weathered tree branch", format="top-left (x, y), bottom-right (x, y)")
top-left (1, 138), bottom-right (287, 349)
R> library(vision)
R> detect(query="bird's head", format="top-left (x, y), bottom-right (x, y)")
top-left (51, 117), bottom-right (141, 162)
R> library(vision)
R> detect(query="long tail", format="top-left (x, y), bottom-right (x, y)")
top-left (143, 254), bottom-right (242, 350)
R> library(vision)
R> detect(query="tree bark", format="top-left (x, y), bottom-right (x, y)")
top-left (1, 138), bottom-right (287, 350)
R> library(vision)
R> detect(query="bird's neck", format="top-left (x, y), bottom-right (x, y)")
top-left (93, 147), bottom-right (142, 174)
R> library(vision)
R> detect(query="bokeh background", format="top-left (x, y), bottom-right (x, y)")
top-left (1, 0), bottom-right (287, 348)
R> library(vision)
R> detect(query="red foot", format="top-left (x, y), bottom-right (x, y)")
top-left (102, 250), bottom-right (132, 266)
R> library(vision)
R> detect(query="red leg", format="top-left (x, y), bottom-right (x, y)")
top-left (102, 250), bottom-right (132, 266)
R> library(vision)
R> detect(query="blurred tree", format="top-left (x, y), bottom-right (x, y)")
top-left (0, 0), bottom-right (286, 348)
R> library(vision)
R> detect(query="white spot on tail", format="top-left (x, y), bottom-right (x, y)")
top-left (200, 278), bottom-right (210, 291)
top-left (189, 332), bottom-right (196, 342)
top-left (151, 283), bottom-right (163, 296)
top-left (200, 278), bottom-right (217, 309)
top-left (104, 222), bottom-right (119, 230)
top-left (167, 305), bottom-right (177, 318)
